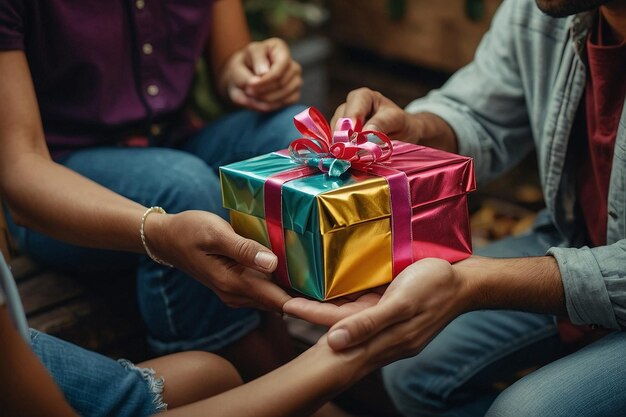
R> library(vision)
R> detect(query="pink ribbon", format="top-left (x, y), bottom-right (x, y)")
top-left (289, 108), bottom-right (394, 176)
top-left (264, 107), bottom-right (414, 290)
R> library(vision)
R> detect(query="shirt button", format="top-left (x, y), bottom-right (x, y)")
top-left (146, 84), bottom-right (159, 96)
top-left (136, 0), bottom-right (145, 10)
top-left (142, 43), bottom-right (153, 55)
top-left (150, 124), bottom-right (162, 136)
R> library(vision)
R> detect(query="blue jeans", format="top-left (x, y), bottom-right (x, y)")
top-left (30, 329), bottom-right (166, 416)
top-left (382, 213), bottom-right (625, 417)
top-left (8, 106), bottom-right (305, 354)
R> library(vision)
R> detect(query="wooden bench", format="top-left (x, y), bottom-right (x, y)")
top-left (1, 203), bottom-right (150, 362)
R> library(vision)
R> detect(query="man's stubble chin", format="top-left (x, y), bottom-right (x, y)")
top-left (535, 0), bottom-right (610, 17)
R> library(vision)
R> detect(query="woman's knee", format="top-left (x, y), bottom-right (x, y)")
top-left (148, 351), bottom-right (243, 409)
top-left (177, 351), bottom-right (243, 393)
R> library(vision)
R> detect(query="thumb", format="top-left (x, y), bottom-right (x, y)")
top-left (363, 114), bottom-right (389, 134)
top-left (217, 231), bottom-right (278, 273)
top-left (362, 106), bottom-right (401, 136)
top-left (326, 301), bottom-right (402, 351)
top-left (247, 44), bottom-right (271, 76)
top-left (241, 271), bottom-right (292, 311)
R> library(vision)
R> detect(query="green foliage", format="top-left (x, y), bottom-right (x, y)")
top-left (244, 0), bottom-right (329, 40)
top-left (465, 0), bottom-right (486, 21)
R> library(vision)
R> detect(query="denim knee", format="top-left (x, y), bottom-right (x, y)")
top-left (485, 378), bottom-right (555, 417)
top-left (30, 330), bottom-right (165, 417)
top-left (383, 359), bottom-right (453, 417)
top-left (148, 149), bottom-right (227, 218)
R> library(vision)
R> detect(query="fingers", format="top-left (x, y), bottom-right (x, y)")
top-left (331, 88), bottom-right (377, 129)
top-left (248, 38), bottom-right (291, 79)
top-left (239, 269), bottom-right (292, 311)
top-left (283, 298), bottom-right (344, 327)
top-left (226, 38), bottom-right (302, 111)
top-left (283, 292), bottom-right (382, 327)
top-left (356, 313), bottom-right (436, 371)
top-left (331, 88), bottom-right (414, 141)
top-left (246, 42), bottom-right (272, 76)
top-left (202, 255), bottom-right (291, 312)
top-left (207, 218), bottom-right (278, 273)
top-left (326, 299), bottom-right (406, 351)
top-left (246, 63), bottom-right (302, 100)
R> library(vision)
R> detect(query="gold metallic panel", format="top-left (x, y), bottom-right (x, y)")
top-left (323, 218), bottom-right (392, 299)
top-left (316, 176), bottom-right (390, 234)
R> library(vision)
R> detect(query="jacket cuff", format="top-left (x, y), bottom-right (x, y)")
top-left (548, 246), bottom-right (619, 330)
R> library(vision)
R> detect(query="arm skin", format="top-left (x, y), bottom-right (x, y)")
top-left (0, 51), bottom-right (147, 253)
top-left (0, 306), bottom-right (79, 417)
top-left (209, 0), bottom-right (252, 99)
top-left (457, 255), bottom-right (565, 315)
top-left (163, 339), bottom-right (364, 417)
top-left (0, 50), bottom-right (291, 312)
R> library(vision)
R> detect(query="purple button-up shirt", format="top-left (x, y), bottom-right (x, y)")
top-left (0, 0), bottom-right (215, 153)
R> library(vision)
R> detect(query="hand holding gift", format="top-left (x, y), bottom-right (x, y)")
top-left (292, 257), bottom-right (468, 372)
top-left (145, 209), bottom-right (291, 311)
top-left (331, 87), bottom-right (422, 144)
top-left (331, 87), bottom-right (459, 152)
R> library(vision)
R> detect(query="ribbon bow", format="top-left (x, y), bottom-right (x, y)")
top-left (289, 107), bottom-right (393, 177)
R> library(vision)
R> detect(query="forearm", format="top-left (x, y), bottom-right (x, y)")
top-left (1, 152), bottom-right (146, 253)
top-left (0, 307), bottom-right (79, 417)
top-left (164, 343), bottom-right (362, 417)
top-left (210, 0), bottom-right (251, 99)
top-left (0, 50), bottom-right (147, 253)
top-left (455, 255), bottom-right (567, 316)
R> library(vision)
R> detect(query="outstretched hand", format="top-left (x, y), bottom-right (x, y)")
top-left (147, 210), bottom-right (292, 313)
top-left (283, 288), bottom-right (384, 327)
top-left (225, 37), bottom-right (302, 112)
top-left (286, 258), bottom-right (468, 365)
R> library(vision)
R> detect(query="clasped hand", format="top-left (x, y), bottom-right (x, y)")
top-left (225, 37), bottom-right (302, 112)
top-left (285, 258), bottom-right (469, 370)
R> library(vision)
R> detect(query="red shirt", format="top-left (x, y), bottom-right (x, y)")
top-left (577, 13), bottom-right (626, 247)
top-left (559, 13), bottom-right (626, 345)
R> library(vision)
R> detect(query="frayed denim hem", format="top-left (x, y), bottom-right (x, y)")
top-left (118, 359), bottom-right (168, 413)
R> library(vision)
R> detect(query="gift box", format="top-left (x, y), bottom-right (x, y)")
top-left (220, 108), bottom-right (475, 300)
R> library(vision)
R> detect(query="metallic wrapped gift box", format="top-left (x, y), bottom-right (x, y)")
top-left (220, 110), bottom-right (475, 300)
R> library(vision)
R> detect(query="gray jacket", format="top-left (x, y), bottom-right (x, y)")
top-left (406, 0), bottom-right (626, 330)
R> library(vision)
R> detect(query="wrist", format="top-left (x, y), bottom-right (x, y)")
top-left (307, 339), bottom-right (368, 390)
top-left (411, 112), bottom-right (459, 153)
top-left (452, 256), bottom-right (486, 313)
top-left (452, 255), bottom-right (565, 315)
top-left (407, 114), bottom-right (426, 145)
